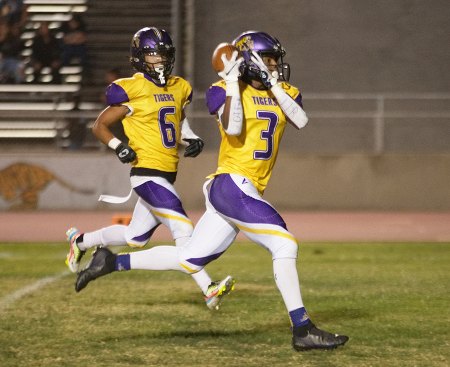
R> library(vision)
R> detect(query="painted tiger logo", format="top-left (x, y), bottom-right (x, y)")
top-left (0, 162), bottom-right (94, 210)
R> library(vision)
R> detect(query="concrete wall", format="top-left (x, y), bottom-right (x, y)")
top-left (192, 0), bottom-right (450, 93)
top-left (263, 153), bottom-right (450, 210)
top-left (1, 152), bottom-right (449, 211)
top-left (0, 153), bottom-right (131, 211)
top-left (188, 0), bottom-right (450, 157)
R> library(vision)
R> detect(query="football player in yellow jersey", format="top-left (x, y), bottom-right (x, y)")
top-left (65, 27), bottom-right (235, 310)
top-left (75, 30), bottom-right (348, 350)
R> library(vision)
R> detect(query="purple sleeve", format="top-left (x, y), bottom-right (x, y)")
top-left (105, 83), bottom-right (129, 105)
top-left (294, 93), bottom-right (303, 109)
top-left (206, 85), bottom-right (226, 115)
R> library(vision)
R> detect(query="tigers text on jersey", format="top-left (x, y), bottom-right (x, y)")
top-left (206, 80), bottom-right (302, 194)
top-left (106, 72), bottom-right (193, 172)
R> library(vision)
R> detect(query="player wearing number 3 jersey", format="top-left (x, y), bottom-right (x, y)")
top-left (194, 31), bottom-right (347, 350)
top-left (206, 79), bottom-right (302, 193)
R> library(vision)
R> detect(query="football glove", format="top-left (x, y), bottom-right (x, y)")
top-left (218, 51), bottom-right (243, 82)
top-left (115, 143), bottom-right (136, 163)
top-left (250, 51), bottom-right (278, 89)
top-left (183, 138), bottom-right (204, 158)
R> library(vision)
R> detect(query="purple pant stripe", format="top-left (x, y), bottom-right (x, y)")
top-left (186, 251), bottom-right (225, 267)
top-left (209, 174), bottom-right (287, 229)
top-left (131, 223), bottom-right (161, 242)
top-left (134, 180), bottom-right (187, 217)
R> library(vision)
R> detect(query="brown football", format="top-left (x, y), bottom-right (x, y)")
top-left (211, 43), bottom-right (240, 72)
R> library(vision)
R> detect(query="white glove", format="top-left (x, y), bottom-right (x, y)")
top-left (250, 51), bottom-right (278, 88)
top-left (218, 51), bottom-right (243, 82)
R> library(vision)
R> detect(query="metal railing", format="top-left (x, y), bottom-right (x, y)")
top-left (0, 91), bottom-right (449, 152)
top-left (304, 93), bottom-right (450, 153)
top-left (191, 92), bottom-right (450, 154)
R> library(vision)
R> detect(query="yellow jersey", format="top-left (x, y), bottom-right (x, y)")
top-left (206, 80), bottom-right (302, 194)
top-left (106, 72), bottom-right (192, 173)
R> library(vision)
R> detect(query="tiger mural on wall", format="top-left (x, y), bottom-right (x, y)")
top-left (0, 162), bottom-right (95, 210)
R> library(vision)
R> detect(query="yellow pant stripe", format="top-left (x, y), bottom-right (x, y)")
top-left (236, 223), bottom-right (297, 242)
top-left (151, 209), bottom-right (193, 226)
top-left (127, 242), bottom-right (145, 248)
top-left (180, 262), bottom-right (197, 273)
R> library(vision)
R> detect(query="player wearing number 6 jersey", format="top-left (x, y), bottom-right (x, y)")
top-left (75, 30), bottom-right (348, 350)
top-left (66, 27), bottom-right (234, 311)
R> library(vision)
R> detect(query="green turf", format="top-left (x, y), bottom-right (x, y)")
top-left (0, 242), bottom-right (449, 367)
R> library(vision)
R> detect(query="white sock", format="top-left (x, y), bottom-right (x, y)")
top-left (190, 270), bottom-right (213, 294)
top-left (129, 246), bottom-right (186, 272)
top-left (80, 225), bottom-right (127, 250)
top-left (273, 258), bottom-right (304, 312)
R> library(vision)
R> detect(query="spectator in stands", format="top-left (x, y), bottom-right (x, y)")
top-left (0, 15), bottom-right (7, 40)
top-left (60, 13), bottom-right (87, 68)
top-left (0, 21), bottom-right (24, 83)
top-left (66, 93), bottom-right (88, 150)
top-left (30, 21), bottom-right (62, 83)
top-left (0, 0), bottom-right (27, 28)
top-left (105, 67), bottom-right (120, 85)
top-left (100, 67), bottom-right (121, 104)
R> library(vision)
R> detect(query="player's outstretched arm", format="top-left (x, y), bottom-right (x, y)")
top-left (270, 84), bottom-right (308, 129)
top-left (250, 51), bottom-right (308, 130)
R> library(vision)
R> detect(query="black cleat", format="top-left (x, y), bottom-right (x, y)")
top-left (292, 321), bottom-right (349, 351)
top-left (75, 247), bottom-right (116, 292)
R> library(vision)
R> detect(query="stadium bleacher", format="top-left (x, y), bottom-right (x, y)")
top-left (21, 0), bottom-right (87, 84)
top-left (0, 0), bottom-right (173, 149)
top-left (1, 0), bottom-right (93, 147)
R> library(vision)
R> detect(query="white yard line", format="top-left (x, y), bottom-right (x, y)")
top-left (0, 271), bottom-right (69, 312)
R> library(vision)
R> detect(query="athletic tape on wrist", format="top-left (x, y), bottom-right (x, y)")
top-left (107, 137), bottom-right (122, 150)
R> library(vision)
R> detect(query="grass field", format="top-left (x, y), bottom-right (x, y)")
top-left (0, 242), bottom-right (449, 367)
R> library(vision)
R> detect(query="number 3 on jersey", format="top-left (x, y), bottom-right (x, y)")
top-left (158, 106), bottom-right (177, 148)
top-left (254, 110), bottom-right (278, 160)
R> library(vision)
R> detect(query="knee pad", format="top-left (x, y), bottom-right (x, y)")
top-left (272, 239), bottom-right (298, 260)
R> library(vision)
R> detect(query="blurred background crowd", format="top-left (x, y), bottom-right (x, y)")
top-left (0, 0), bottom-right (89, 84)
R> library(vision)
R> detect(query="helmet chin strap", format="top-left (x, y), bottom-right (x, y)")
top-left (154, 66), bottom-right (166, 84)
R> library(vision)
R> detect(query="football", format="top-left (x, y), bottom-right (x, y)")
top-left (211, 42), bottom-right (240, 72)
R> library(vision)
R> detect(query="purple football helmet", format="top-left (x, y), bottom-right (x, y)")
top-left (232, 30), bottom-right (290, 86)
top-left (130, 27), bottom-right (175, 84)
